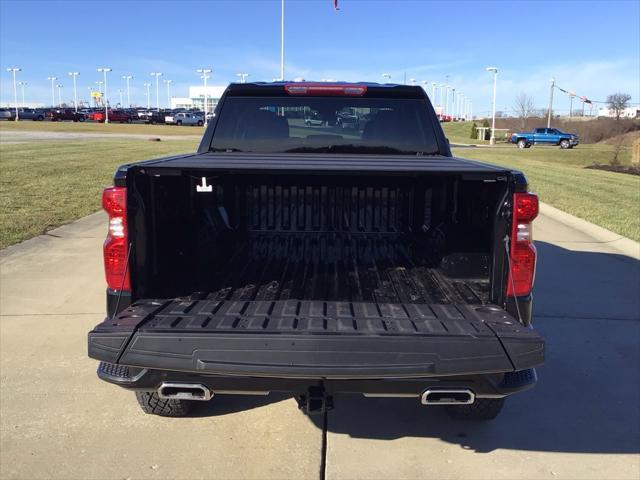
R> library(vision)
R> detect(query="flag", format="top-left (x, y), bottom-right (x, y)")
top-left (334, 0), bottom-right (339, 10)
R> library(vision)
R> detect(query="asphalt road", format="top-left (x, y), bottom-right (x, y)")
top-left (1, 210), bottom-right (638, 480)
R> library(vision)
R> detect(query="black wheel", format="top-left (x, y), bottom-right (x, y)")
top-left (560, 139), bottom-right (570, 149)
top-left (516, 139), bottom-right (527, 149)
top-left (38, 115), bottom-right (44, 121)
top-left (197, 120), bottom-right (203, 126)
top-left (135, 391), bottom-right (194, 417)
top-left (177, 120), bottom-right (182, 126)
top-left (126, 118), bottom-right (132, 124)
top-left (446, 398), bottom-right (505, 421)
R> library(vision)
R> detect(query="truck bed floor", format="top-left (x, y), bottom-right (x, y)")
top-left (198, 233), bottom-right (489, 305)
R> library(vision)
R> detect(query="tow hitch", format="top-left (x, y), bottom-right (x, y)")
top-left (296, 385), bottom-right (334, 415)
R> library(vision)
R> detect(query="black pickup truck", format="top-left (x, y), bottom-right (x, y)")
top-left (89, 82), bottom-right (544, 420)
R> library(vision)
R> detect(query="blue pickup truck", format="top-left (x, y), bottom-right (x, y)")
top-left (510, 127), bottom-right (579, 149)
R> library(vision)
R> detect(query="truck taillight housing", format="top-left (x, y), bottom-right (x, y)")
top-left (102, 186), bottom-right (130, 291)
top-left (507, 192), bottom-right (539, 297)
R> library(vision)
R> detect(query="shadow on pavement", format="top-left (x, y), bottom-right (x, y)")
top-left (186, 242), bottom-right (639, 454)
top-left (321, 242), bottom-right (639, 453)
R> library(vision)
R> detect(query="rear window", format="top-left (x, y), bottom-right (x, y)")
top-left (208, 96), bottom-right (439, 155)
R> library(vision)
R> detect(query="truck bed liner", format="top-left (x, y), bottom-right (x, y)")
top-left (203, 233), bottom-right (489, 305)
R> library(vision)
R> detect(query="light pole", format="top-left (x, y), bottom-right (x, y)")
top-left (197, 68), bottom-right (212, 124)
top-left (409, 78), bottom-right (416, 85)
top-left (451, 88), bottom-right (456, 119)
top-left (98, 67), bottom-right (112, 123)
top-left (431, 82), bottom-right (437, 104)
top-left (68, 72), bottom-right (80, 112)
top-left (485, 66), bottom-right (498, 145)
top-left (150, 72), bottom-right (162, 112)
top-left (280, 0), bottom-right (285, 80)
top-left (236, 73), bottom-right (249, 83)
top-left (163, 79), bottom-right (172, 108)
top-left (17, 81), bottom-right (27, 109)
top-left (87, 86), bottom-right (95, 107)
top-left (143, 82), bottom-right (151, 109)
top-left (439, 84), bottom-right (446, 114)
top-left (122, 75), bottom-right (133, 107)
top-left (547, 77), bottom-right (555, 128)
top-left (56, 84), bottom-right (63, 107)
top-left (47, 76), bottom-right (57, 107)
top-left (118, 89), bottom-right (124, 107)
top-left (7, 68), bottom-right (21, 120)
top-left (382, 73), bottom-right (391, 82)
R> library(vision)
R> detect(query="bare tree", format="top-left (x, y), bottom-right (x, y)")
top-left (513, 93), bottom-right (536, 129)
top-left (607, 93), bottom-right (632, 120)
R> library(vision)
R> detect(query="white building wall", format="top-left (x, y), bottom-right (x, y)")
top-left (597, 106), bottom-right (639, 118)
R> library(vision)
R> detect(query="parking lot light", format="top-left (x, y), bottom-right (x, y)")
top-left (122, 75), bottom-right (133, 108)
top-left (150, 72), bottom-right (163, 112)
top-left (68, 72), bottom-right (80, 113)
top-left (97, 68), bottom-right (112, 123)
top-left (485, 66), bottom-right (498, 145)
top-left (56, 84), bottom-right (63, 107)
top-left (163, 79), bottom-right (173, 108)
top-left (17, 81), bottom-right (27, 109)
top-left (381, 73), bottom-right (391, 82)
top-left (118, 89), bottom-right (124, 108)
top-left (47, 76), bottom-right (57, 108)
top-left (7, 67), bottom-right (21, 121)
top-left (143, 82), bottom-right (151, 109)
top-left (237, 73), bottom-right (249, 83)
top-left (196, 68), bottom-right (212, 125)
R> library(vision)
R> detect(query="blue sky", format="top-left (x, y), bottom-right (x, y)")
top-left (1, 0), bottom-right (638, 115)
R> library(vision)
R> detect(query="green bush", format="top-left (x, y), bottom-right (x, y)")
top-left (482, 119), bottom-right (491, 140)
top-left (470, 122), bottom-right (478, 139)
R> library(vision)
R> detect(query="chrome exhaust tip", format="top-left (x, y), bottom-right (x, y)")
top-left (158, 382), bottom-right (213, 401)
top-left (420, 389), bottom-right (475, 405)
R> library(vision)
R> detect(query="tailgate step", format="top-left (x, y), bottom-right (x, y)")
top-left (88, 300), bottom-right (544, 379)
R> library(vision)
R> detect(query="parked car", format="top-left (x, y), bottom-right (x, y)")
top-left (87, 109), bottom-right (132, 123)
top-left (89, 82), bottom-right (544, 420)
top-left (0, 108), bottom-right (15, 120)
top-left (16, 108), bottom-right (46, 121)
top-left (510, 127), bottom-right (579, 149)
top-left (165, 111), bottom-right (204, 126)
top-left (49, 108), bottom-right (86, 122)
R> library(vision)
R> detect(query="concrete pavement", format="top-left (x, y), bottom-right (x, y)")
top-left (1, 210), bottom-right (639, 479)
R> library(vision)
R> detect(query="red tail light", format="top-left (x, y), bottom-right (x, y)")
top-left (102, 186), bottom-right (130, 291)
top-left (507, 192), bottom-right (539, 297)
top-left (284, 83), bottom-right (367, 96)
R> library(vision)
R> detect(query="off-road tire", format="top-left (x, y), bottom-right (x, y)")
top-left (560, 139), bottom-right (570, 149)
top-left (135, 391), bottom-right (194, 417)
top-left (446, 398), bottom-right (505, 421)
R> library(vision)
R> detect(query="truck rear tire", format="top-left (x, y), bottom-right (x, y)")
top-left (560, 139), bottom-right (570, 149)
top-left (135, 391), bottom-right (194, 417)
top-left (446, 397), bottom-right (504, 421)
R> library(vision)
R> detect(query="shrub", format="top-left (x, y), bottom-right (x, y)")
top-left (470, 122), bottom-right (478, 139)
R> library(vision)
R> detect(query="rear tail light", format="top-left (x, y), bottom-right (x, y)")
top-left (102, 186), bottom-right (130, 291)
top-left (507, 192), bottom-right (539, 297)
top-left (285, 83), bottom-right (367, 96)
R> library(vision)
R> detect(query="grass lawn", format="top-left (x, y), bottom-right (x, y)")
top-left (0, 138), bottom-right (197, 249)
top-left (0, 120), bottom-right (202, 137)
top-left (442, 121), bottom-right (490, 145)
top-left (452, 144), bottom-right (640, 241)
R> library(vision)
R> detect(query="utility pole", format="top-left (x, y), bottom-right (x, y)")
top-left (280, 0), bottom-right (285, 80)
top-left (547, 77), bottom-right (555, 128)
top-left (7, 67), bottom-right (21, 120)
top-left (486, 66), bottom-right (498, 145)
top-left (150, 72), bottom-right (162, 112)
top-left (569, 93), bottom-right (575, 118)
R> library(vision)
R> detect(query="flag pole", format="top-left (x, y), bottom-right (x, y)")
top-left (280, 0), bottom-right (285, 81)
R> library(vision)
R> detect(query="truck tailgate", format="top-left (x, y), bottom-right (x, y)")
top-left (89, 299), bottom-right (543, 379)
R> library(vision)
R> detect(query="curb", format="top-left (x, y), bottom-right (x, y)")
top-left (539, 202), bottom-right (640, 260)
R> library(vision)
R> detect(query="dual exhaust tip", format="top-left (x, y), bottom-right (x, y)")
top-left (158, 384), bottom-right (475, 406)
top-left (420, 389), bottom-right (475, 405)
top-left (158, 383), bottom-right (213, 401)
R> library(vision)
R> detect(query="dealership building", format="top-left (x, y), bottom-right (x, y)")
top-left (170, 85), bottom-right (227, 110)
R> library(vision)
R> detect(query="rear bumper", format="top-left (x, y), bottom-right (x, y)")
top-left (97, 361), bottom-right (539, 398)
top-left (89, 299), bottom-right (544, 380)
